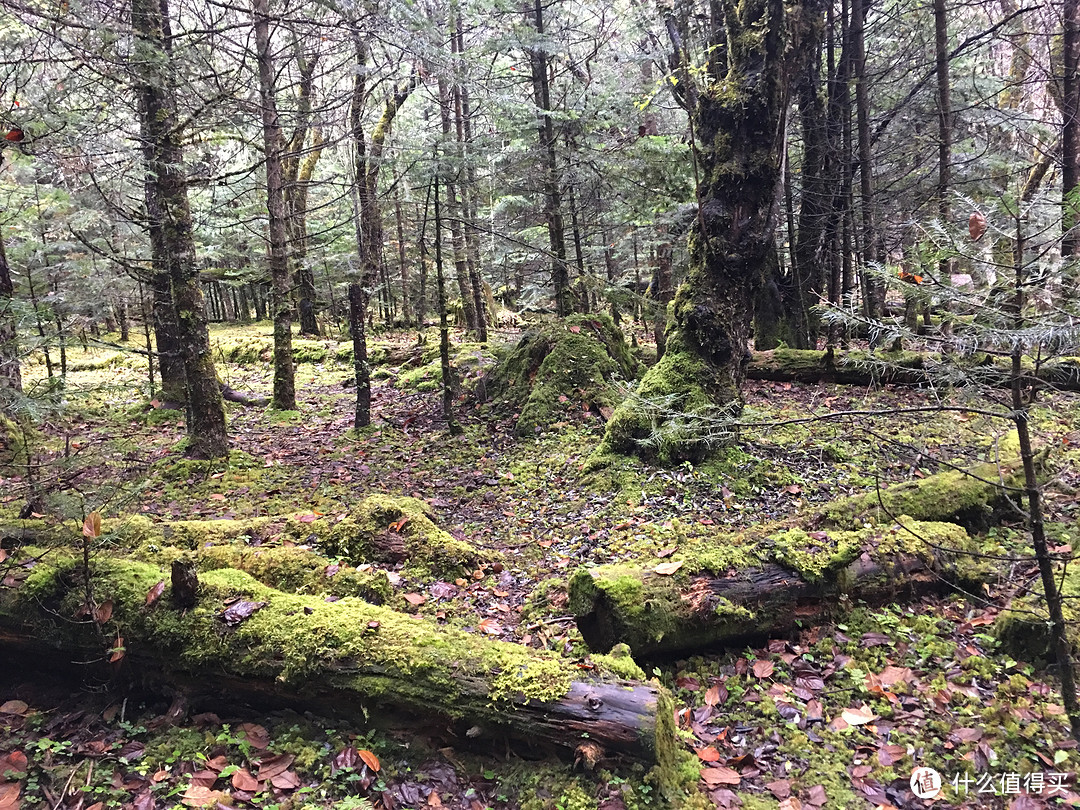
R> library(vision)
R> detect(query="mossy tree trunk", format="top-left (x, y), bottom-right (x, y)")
top-left (0, 229), bottom-right (22, 406)
top-left (253, 0), bottom-right (297, 412)
top-left (283, 49), bottom-right (322, 337)
top-left (598, 0), bottom-right (786, 462)
top-left (133, 0), bottom-right (228, 458)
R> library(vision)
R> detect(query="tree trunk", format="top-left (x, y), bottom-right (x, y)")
top-left (253, 0), bottom-right (297, 412)
top-left (0, 233), bottom-right (21, 405)
top-left (348, 30), bottom-right (415, 428)
top-left (852, 0), bottom-right (883, 327)
top-left (434, 176), bottom-right (462, 436)
top-left (1064, 0), bottom-right (1080, 259)
top-left (791, 0), bottom-right (830, 349)
top-left (597, 0), bottom-right (786, 463)
top-left (394, 190), bottom-right (411, 325)
top-left (133, 0), bottom-right (228, 458)
top-left (530, 0), bottom-right (571, 317)
top-left (437, 75), bottom-right (477, 332)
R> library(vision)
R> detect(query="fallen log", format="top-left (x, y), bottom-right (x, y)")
top-left (0, 494), bottom-right (493, 579)
top-left (746, 348), bottom-right (1080, 393)
top-left (569, 519), bottom-right (981, 657)
top-left (571, 446), bottom-right (1028, 657)
top-left (0, 554), bottom-right (674, 766)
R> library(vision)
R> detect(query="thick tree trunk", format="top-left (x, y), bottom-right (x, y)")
top-left (133, 0), bottom-right (227, 457)
top-left (597, 0), bottom-right (785, 463)
top-left (434, 177), bottom-right (462, 436)
top-left (852, 0), bottom-right (883, 327)
top-left (253, 0), bottom-right (297, 412)
top-left (0, 556), bottom-right (673, 764)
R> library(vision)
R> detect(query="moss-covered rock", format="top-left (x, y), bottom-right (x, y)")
top-left (486, 314), bottom-right (638, 436)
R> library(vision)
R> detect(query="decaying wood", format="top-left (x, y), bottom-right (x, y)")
top-left (746, 349), bottom-right (1080, 392)
top-left (570, 448), bottom-right (1028, 657)
top-left (0, 555), bottom-right (672, 765)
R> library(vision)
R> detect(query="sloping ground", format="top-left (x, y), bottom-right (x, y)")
top-left (3, 322), bottom-right (1080, 809)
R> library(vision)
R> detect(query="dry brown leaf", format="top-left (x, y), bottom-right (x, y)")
top-left (0, 783), bottom-right (19, 810)
top-left (0, 701), bottom-right (29, 716)
top-left (403, 593), bottom-right (426, 607)
top-left (238, 723), bottom-right (269, 749)
top-left (82, 512), bottom-right (102, 539)
top-left (752, 659), bottom-right (775, 679)
top-left (969, 211), bottom-right (987, 241)
top-left (766, 779), bottom-right (792, 799)
top-left (778, 798), bottom-right (803, 810)
top-left (231, 768), bottom-right (258, 792)
top-left (94, 600), bottom-right (113, 624)
top-left (654, 561), bottom-right (684, 576)
top-left (696, 747), bottom-right (721, 762)
top-left (145, 581), bottom-right (165, 607)
top-left (108, 636), bottom-right (125, 663)
top-left (180, 785), bottom-right (228, 808)
top-left (478, 618), bottom-right (503, 635)
top-left (841, 705), bottom-right (877, 726)
top-left (270, 770), bottom-right (300, 790)
top-left (256, 753), bottom-right (295, 782)
top-left (704, 684), bottom-right (722, 706)
top-left (701, 767), bottom-right (741, 787)
top-left (358, 749), bottom-right (380, 772)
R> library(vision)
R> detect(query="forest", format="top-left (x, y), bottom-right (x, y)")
top-left (0, 0), bottom-right (1078, 805)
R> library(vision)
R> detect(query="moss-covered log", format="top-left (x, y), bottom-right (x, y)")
top-left (0, 554), bottom-right (674, 765)
top-left (745, 348), bottom-right (1080, 392)
top-left (0, 494), bottom-right (492, 579)
top-left (485, 314), bottom-right (638, 436)
top-left (570, 519), bottom-right (980, 657)
top-left (572, 447), bottom-right (1028, 656)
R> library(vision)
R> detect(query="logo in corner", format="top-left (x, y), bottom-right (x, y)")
top-left (910, 766), bottom-right (943, 799)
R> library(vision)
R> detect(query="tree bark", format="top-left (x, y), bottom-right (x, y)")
top-left (434, 176), bottom-right (462, 435)
top-left (253, 0), bottom-right (297, 412)
top-left (598, 0), bottom-right (786, 462)
top-left (1064, 0), bottom-right (1080, 259)
top-left (0, 229), bottom-right (23, 406)
top-left (348, 31), bottom-right (415, 428)
top-left (133, 0), bottom-right (228, 458)
top-left (437, 75), bottom-right (477, 332)
top-left (530, 0), bottom-right (571, 317)
top-left (851, 0), bottom-right (883, 327)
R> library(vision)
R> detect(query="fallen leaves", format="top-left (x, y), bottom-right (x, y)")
top-left (840, 705), bottom-right (878, 726)
top-left (145, 580), bottom-right (165, 607)
top-left (701, 766), bottom-right (741, 787)
top-left (654, 560), bottom-right (683, 576)
top-left (752, 659), bottom-right (775, 679)
top-left (221, 600), bottom-right (267, 626)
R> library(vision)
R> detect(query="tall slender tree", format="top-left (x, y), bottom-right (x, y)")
top-left (132, 0), bottom-right (228, 458)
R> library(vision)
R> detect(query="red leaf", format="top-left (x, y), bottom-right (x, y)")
top-left (752, 660), bottom-right (774, 679)
top-left (108, 636), bottom-right (125, 663)
top-left (270, 770), bottom-right (300, 790)
top-left (697, 747), bottom-right (721, 762)
top-left (701, 767), bottom-right (741, 787)
top-left (256, 753), bottom-right (295, 782)
top-left (969, 211), bottom-right (987, 241)
top-left (231, 769), bottom-right (258, 791)
top-left (237, 723), bottom-right (269, 749)
top-left (568, 325), bottom-right (581, 333)
top-left (94, 600), bottom-right (113, 624)
top-left (145, 581), bottom-right (165, 607)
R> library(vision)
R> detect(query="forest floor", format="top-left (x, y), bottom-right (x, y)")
top-left (3, 319), bottom-right (1080, 810)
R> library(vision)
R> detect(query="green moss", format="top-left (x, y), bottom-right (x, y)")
top-left (299, 494), bottom-right (491, 578)
top-left (136, 544), bottom-right (392, 604)
top-left (0, 557), bottom-right (597, 715)
top-left (592, 643), bottom-right (646, 682)
top-left (487, 314), bottom-right (637, 437)
top-left (592, 330), bottom-right (719, 466)
top-left (995, 563), bottom-right (1080, 662)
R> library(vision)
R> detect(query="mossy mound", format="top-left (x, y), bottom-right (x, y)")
top-left (591, 330), bottom-right (723, 466)
top-left (297, 494), bottom-right (492, 577)
top-left (0, 415), bottom-right (31, 468)
top-left (485, 314), bottom-right (638, 436)
top-left (211, 335), bottom-right (339, 366)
